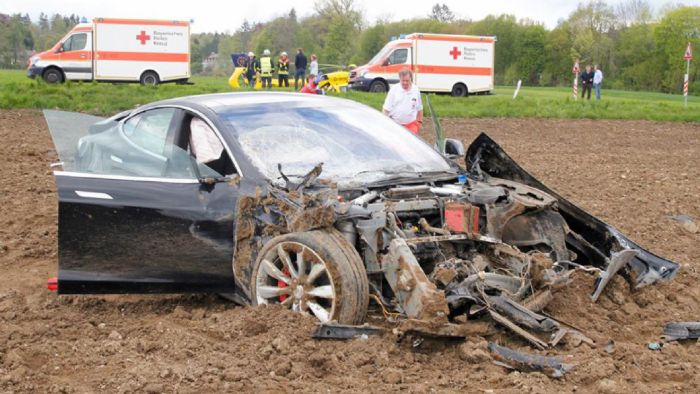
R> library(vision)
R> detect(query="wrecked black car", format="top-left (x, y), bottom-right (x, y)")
top-left (45, 92), bottom-right (679, 342)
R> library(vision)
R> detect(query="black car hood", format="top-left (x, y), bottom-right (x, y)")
top-left (465, 132), bottom-right (679, 289)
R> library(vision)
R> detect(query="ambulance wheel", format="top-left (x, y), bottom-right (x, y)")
top-left (43, 68), bottom-right (64, 84)
top-left (451, 83), bottom-right (468, 97)
top-left (140, 71), bottom-right (160, 86)
top-left (369, 80), bottom-right (388, 93)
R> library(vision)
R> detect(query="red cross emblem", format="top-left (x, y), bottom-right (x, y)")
top-left (136, 31), bottom-right (151, 45)
top-left (449, 46), bottom-right (462, 60)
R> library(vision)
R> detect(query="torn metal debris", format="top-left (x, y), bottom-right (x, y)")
top-left (663, 322), bottom-right (700, 341)
top-left (312, 323), bottom-right (383, 340)
top-left (488, 342), bottom-right (574, 378)
top-left (235, 133), bottom-right (679, 349)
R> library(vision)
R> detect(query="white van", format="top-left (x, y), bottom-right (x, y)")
top-left (349, 33), bottom-right (496, 96)
top-left (27, 18), bottom-right (190, 86)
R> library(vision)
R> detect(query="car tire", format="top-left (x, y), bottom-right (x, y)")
top-left (43, 68), bottom-right (64, 84)
top-left (140, 71), bottom-right (160, 86)
top-left (451, 83), bottom-right (468, 97)
top-left (369, 80), bottom-right (388, 93)
top-left (251, 230), bottom-right (368, 325)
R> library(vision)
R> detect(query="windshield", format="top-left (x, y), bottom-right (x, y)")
top-left (368, 43), bottom-right (394, 65)
top-left (219, 101), bottom-right (454, 187)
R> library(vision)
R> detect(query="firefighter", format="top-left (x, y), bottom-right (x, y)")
top-left (260, 49), bottom-right (274, 89)
top-left (278, 51), bottom-right (290, 88)
top-left (243, 51), bottom-right (259, 88)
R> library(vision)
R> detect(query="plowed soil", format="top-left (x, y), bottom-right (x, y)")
top-left (1, 109), bottom-right (698, 393)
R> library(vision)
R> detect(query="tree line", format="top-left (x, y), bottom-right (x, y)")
top-left (1, 1), bottom-right (698, 94)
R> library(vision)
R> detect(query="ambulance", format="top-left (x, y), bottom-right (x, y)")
top-left (27, 18), bottom-right (190, 86)
top-left (349, 33), bottom-right (496, 96)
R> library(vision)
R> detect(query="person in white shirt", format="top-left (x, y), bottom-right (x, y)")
top-left (593, 65), bottom-right (604, 100)
top-left (382, 68), bottom-right (423, 134)
top-left (309, 54), bottom-right (319, 77)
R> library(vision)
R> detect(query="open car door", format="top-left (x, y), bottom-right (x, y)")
top-left (45, 109), bottom-right (240, 294)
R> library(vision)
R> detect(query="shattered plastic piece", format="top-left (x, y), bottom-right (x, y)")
top-left (312, 323), bottom-right (383, 340)
top-left (591, 249), bottom-right (638, 302)
top-left (663, 322), bottom-right (700, 341)
top-left (647, 342), bottom-right (663, 351)
top-left (487, 342), bottom-right (574, 378)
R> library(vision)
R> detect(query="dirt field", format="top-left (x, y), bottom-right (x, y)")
top-left (1, 109), bottom-right (698, 393)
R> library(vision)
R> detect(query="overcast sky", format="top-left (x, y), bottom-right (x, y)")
top-left (2, 0), bottom-right (698, 33)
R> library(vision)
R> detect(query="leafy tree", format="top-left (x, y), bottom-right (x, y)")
top-left (429, 3), bottom-right (456, 23)
top-left (653, 6), bottom-right (700, 92)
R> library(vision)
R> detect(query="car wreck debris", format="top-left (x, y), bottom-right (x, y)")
top-left (487, 342), bottom-right (574, 378)
top-left (231, 133), bottom-right (680, 347)
top-left (312, 323), bottom-right (383, 340)
top-left (663, 322), bottom-right (700, 341)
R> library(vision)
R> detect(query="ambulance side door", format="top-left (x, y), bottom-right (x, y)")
top-left (59, 32), bottom-right (93, 81)
top-left (383, 47), bottom-right (412, 86)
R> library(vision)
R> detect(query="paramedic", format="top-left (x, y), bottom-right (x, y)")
top-left (382, 68), bottom-right (423, 134)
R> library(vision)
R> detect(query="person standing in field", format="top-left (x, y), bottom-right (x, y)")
top-left (593, 65), bottom-right (604, 100)
top-left (382, 68), bottom-right (423, 134)
top-left (294, 48), bottom-right (307, 90)
top-left (259, 49), bottom-right (274, 89)
top-left (580, 65), bottom-right (594, 100)
top-left (278, 52), bottom-right (290, 88)
top-left (244, 52), bottom-right (259, 88)
top-left (309, 54), bottom-right (319, 77)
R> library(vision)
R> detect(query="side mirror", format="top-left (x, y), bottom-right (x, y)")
top-left (382, 59), bottom-right (390, 66)
top-left (444, 138), bottom-right (465, 157)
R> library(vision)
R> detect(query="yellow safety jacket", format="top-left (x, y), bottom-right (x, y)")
top-left (278, 59), bottom-right (290, 75)
top-left (260, 56), bottom-right (273, 77)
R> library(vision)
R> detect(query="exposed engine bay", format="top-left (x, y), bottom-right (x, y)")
top-left (233, 133), bottom-right (679, 348)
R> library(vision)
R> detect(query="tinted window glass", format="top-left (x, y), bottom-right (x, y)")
top-left (74, 108), bottom-right (195, 179)
top-left (389, 49), bottom-right (408, 65)
top-left (64, 33), bottom-right (87, 51)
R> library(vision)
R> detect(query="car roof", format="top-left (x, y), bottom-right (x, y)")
top-left (148, 92), bottom-right (358, 113)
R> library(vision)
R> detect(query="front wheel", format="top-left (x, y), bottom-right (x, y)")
top-left (369, 80), bottom-right (388, 93)
top-left (251, 230), bottom-right (368, 325)
top-left (43, 68), bottom-right (64, 84)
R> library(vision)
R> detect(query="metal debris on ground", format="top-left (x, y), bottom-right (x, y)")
top-left (312, 323), bottom-right (384, 340)
top-left (487, 342), bottom-right (574, 378)
top-left (662, 322), bottom-right (700, 341)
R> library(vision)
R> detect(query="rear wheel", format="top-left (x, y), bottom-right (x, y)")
top-left (251, 230), bottom-right (368, 325)
top-left (369, 80), bottom-right (388, 93)
top-left (451, 83), bottom-right (468, 97)
top-left (140, 71), bottom-right (160, 86)
top-left (43, 68), bottom-right (64, 84)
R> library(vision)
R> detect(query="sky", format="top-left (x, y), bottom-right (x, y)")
top-left (2, 0), bottom-right (699, 33)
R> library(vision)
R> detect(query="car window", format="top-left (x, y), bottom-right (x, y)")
top-left (388, 48), bottom-right (408, 65)
top-left (73, 108), bottom-right (196, 179)
top-left (123, 108), bottom-right (174, 156)
top-left (63, 33), bottom-right (87, 52)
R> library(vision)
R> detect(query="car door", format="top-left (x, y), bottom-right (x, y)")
top-left (58, 32), bottom-right (93, 81)
top-left (53, 106), bottom-right (240, 294)
top-left (383, 47), bottom-right (411, 85)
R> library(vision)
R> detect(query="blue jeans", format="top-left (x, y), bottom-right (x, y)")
top-left (594, 83), bottom-right (602, 100)
top-left (294, 69), bottom-right (305, 90)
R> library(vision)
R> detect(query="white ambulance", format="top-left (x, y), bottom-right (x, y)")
top-left (27, 18), bottom-right (190, 86)
top-left (349, 33), bottom-right (496, 96)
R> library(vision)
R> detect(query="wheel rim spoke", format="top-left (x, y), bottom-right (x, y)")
top-left (307, 301), bottom-right (330, 322)
top-left (257, 285), bottom-right (291, 299)
top-left (280, 296), bottom-right (294, 307)
top-left (296, 247), bottom-right (307, 278)
top-left (277, 245), bottom-right (298, 278)
top-left (307, 263), bottom-right (326, 284)
top-left (261, 259), bottom-right (290, 284)
top-left (306, 285), bottom-right (333, 299)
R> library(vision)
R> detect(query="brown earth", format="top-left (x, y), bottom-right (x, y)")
top-left (1, 109), bottom-right (699, 393)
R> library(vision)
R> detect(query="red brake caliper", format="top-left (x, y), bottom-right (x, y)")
top-left (279, 267), bottom-right (290, 302)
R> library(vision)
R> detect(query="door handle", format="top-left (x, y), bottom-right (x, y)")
top-left (75, 191), bottom-right (113, 200)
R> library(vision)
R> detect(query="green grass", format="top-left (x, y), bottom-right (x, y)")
top-left (1, 69), bottom-right (698, 122)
